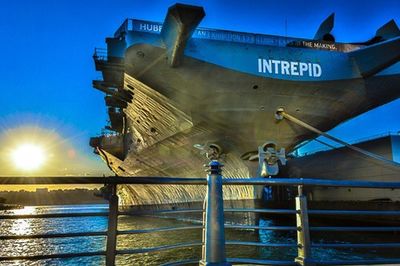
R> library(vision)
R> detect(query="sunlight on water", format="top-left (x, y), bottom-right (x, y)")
top-left (12, 206), bottom-right (36, 215)
top-left (1, 205), bottom-right (399, 265)
top-left (8, 207), bottom-right (35, 236)
top-left (10, 219), bottom-right (32, 236)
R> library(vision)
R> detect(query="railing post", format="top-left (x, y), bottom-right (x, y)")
top-left (106, 184), bottom-right (118, 266)
top-left (295, 185), bottom-right (315, 266)
top-left (200, 161), bottom-right (231, 266)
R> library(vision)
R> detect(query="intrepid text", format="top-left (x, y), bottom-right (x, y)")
top-left (257, 58), bottom-right (322, 77)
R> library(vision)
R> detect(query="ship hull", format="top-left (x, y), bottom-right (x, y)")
top-left (96, 43), bottom-right (400, 206)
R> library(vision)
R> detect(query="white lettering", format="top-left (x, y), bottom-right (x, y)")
top-left (281, 61), bottom-right (290, 75)
top-left (290, 62), bottom-right (299, 76)
top-left (313, 64), bottom-right (322, 77)
top-left (271, 60), bottom-right (280, 74)
top-left (257, 58), bottom-right (322, 78)
top-left (299, 62), bottom-right (308, 76)
top-left (139, 23), bottom-right (162, 32)
top-left (262, 59), bottom-right (272, 73)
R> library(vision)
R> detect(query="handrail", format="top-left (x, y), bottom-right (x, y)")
top-left (225, 225), bottom-right (297, 231)
top-left (2, 176), bottom-right (400, 188)
top-left (118, 225), bottom-right (202, 235)
top-left (224, 208), bottom-right (296, 214)
top-left (0, 212), bottom-right (109, 219)
top-left (222, 177), bottom-right (400, 188)
top-left (308, 210), bottom-right (400, 215)
top-left (228, 258), bottom-right (297, 265)
top-left (226, 241), bottom-right (297, 247)
top-left (116, 242), bottom-right (202, 255)
top-left (118, 208), bottom-right (203, 215)
top-left (160, 259), bottom-right (201, 266)
top-left (314, 259), bottom-right (400, 265)
top-left (0, 231), bottom-right (107, 240)
top-left (310, 226), bottom-right (400, 231)
top-left (0, 251), bottom-right (106, 261)
top-left (2, 164), bottom-right (400, 266)
top-left (312, 243), bottom-right (400, 248)
top-left (93, 47), bottom-right (108, 61)
top-left (0, 176), bottom-right (207, 185)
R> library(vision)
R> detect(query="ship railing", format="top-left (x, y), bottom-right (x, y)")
top-left (1, 163), bottom-right (400, 266)
top-left (93, 47), bottom-right (108, 61)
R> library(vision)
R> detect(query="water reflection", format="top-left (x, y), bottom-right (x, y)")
top-left (12, 206), bottom-right (36, 215)
top-left (258, 218), bottom-right (296, 260)
top-left (0, 205), bottom-right (107, 265)
top-left (1, 205), bottom-right (399, 265)
top-left (8, 206), bottom-right (35, 236)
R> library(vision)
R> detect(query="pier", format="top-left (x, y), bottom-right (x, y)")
top-left (1, 161), bottom-right (400, 265)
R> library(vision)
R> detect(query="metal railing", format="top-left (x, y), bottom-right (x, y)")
top-left (93, 47), bottom-right (108, 61)
top-left (1, 161), bottom-right (400, 265)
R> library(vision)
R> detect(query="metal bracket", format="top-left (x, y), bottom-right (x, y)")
top-left (194, 142), bottom-right (225, 161)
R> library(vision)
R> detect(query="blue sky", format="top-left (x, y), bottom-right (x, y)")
top-left (0, 0), bottom-right (399, 174)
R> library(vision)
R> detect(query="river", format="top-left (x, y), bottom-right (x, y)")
top-left (0, 204), bottom-right (398, 265)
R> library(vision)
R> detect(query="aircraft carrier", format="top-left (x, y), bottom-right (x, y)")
top-left (90, 3), bottom-right (400, 207)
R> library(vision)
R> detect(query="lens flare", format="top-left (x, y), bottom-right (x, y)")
top-left (11, 144), bottom-right (46, 171)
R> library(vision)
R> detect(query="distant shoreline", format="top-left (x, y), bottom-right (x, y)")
top-left (0, 188), bottom-right (107, 206)
top-left (0, 203), bottom-right (23, 210)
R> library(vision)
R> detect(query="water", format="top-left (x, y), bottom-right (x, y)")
top-left (1, 205), bottom-right (399, 265)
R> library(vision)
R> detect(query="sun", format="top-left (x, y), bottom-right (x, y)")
top-left (11, 143), bottom-right (46, 171)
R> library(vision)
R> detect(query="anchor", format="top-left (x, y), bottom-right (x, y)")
top-left (257, 141), bottom-right (286, 177)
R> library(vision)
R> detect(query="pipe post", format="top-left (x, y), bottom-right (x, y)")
top-left (106, 184), bottom-right (118, 266)
top-left (200, 160), bottom-right (231, 266)
top-left (295, 185), bottom-right (315, 266)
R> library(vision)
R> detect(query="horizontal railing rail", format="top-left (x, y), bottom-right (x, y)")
top-left (118, 208), bottom-right (203, 215)
top-left (309, 226), bottom-right (400, 231)
top-left (118, 225), bottom-right (202, 235)
top-left (225, 224), bottom-right (297, 231)
top-left (0, 212), bottom-right (109, 219)
top-left (1, 162), bottom-right (400, 266)
top-left (226, 241), bottom-right (297, 248)
top-left (308, 209), bottom-right (400, 215)
top-left (2, 176), bottom-right (400, 188)
top-left (311, 243), bottom-right (400, 248)
top-left (0, 251), bottom-right (107, 261)
top-left (160, 258), bottom-right (200, 266)
top-left (314, 259), bottom-right (400, 265)
top-left (0, 231), bottom-right (107, 240)
top-left (227, 258), bottom-right (297, 265)
top-left (93, 47), bottom-right (107, 60)
top-left (116, 242), bottom-right (202, 255)
top-left (224, 208), bottom-right (296, 214)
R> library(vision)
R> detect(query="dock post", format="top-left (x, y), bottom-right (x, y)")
top-left (200, 160), bottom-right (231, 266)
top-left (295, 185), bottom-right (315, 266)
top-left (106, 183), bottom-right (118, 266)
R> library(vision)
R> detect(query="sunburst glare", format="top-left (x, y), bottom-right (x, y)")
top-left (11, 143), bottom-right (46, 171)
